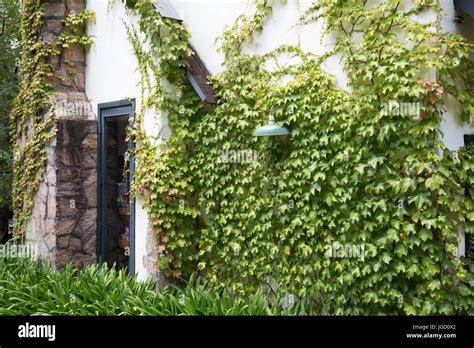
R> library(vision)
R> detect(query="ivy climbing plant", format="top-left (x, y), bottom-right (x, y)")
top-left (125, 0), bottom-right (473, 314)
top-left (10, 1), bottom-right (94, 237)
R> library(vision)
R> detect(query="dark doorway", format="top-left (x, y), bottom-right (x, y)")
top-left (98, 100), bottom-right (135, 274)
top-left (464, 134), bottom-right (473, 260)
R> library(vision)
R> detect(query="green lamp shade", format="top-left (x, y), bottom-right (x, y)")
top-left (253, 116), bottom-right (290, 137)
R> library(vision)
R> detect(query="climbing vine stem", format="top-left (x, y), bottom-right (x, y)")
top-left (10, 1), bottom-right (94, 237)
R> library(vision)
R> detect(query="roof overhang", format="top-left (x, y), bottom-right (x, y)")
top-left (156, 0), bottom-right (183, 21)
top-left (153, 1), bottom-right (217, 104)
top-left (454, 0), bottom-right (474, 17)
top-left (186, 47), bottom-right (218, 104)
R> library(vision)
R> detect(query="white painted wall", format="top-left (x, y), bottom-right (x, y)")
top-left (172, 0), bottom-right (348, 86)
top-left (439, 1), bottom-right (474, 150)
top-left (86, 1), bottom-right (140, 107)
top-left (86, 0), bottom-right (473, 280)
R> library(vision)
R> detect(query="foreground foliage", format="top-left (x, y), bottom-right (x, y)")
top-left (0, 258), bottom-right (317, 315)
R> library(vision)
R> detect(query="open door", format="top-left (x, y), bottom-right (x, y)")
top-left (465, 134), bottom-right (473, 260)
top-left (98, 100), bottom-right (135, 274)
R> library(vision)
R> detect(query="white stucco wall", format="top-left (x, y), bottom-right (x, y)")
top-left (171, 0), bottom-right (349, 86)
top-left (86, 1), bottom-right (140, 106)
top-left (439, 1), bottom-right (474, 150)
top-left (86, 0), bottom-right (473, 280)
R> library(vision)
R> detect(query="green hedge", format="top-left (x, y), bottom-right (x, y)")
top-left (0, 258), bottom-right (315, 315)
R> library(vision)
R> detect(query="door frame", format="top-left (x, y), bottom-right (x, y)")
top-left (97, 99), bottom-right (136, 275)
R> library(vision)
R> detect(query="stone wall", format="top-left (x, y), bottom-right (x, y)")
top-left (25, 0), bottom-right (97, 270)
top-left (55, 117), bottom-right (97, 269)
top-left (143, 222), bottom-right (159, 276)
top-left (27, 136), bottom-right (57, 266)
top-left (26, 92), bottom-right (97, 269)
top-left (43, 0), bottom-right (86, 92)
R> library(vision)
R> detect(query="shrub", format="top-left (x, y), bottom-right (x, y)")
top-left (0, 258), bottom-right (315, 315)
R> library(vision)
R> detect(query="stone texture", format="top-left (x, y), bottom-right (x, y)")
top-left (83, 183), bottom-right (97, 208)
top-left (144, 222), bottom-right (159, 277)
top-left (46, 54), bottom-right (61, 67)
top-left (43, 32), bottom-right (59, 45)
top-left (47, 194), bottom-right (56, 218)
top-left (46, 19), bottom-right (63, 35)
top-left (42, 7), bottom-right (86, 93)
top-left (65, 47), bottom-right (85, 63)
top-left (34, 218), bottom-right (45, 235)
top-left (25, 140), bottom-right (57, 265)
top-left (143, 256), bottom-right (157, 274)
top-left (44, 233), bottom-right (56, 252)
top-left (80, 209), bottom-right (96, 238)
top-left (66, 0), bottom-right (85, 12)
top-left (37, 181), bottom-right (48, 205)
top-left (82, 153), bottom-right (97, 169)
top-left (81, 234), bottom-right (95, 255)
top-left (54, 249), bottom-right (69, 268)
top-left (68, 236), bottom-right (82, 251)
top-left (25, 0), bottom-right (96, 272)
top-left (57, 218), bottom-right (77, 236)
top-left (44, 2), bottom-right (66, 18)
top-left (71, 254), bottom-right (96, 268)
top-left (74, 71), bottom-right (85, 91)
top-left (48, 74), bottom-right (73, 89)
top-left (55, 119), bottom-right (97, 269)
top-left (60, 167), bottom-right (79, 182)
top-left (57, 236), bottom-right (70, 249)
top-left (46, 164), bottom-right (57, 187)
top-left (82, 133), bottom-right (97, 150)
top-left (57, 148), bottom-right (80, 167)
top-left (45, 218), bottom-right (56, 233)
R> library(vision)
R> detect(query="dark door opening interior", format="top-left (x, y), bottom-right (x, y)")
top-left (98, 101), bottom-right (135, 274)
top-left (465, 134), bottom-right (473, 260)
